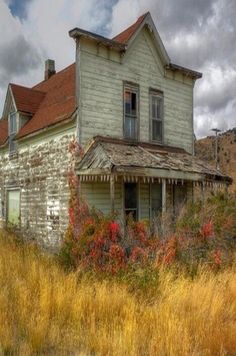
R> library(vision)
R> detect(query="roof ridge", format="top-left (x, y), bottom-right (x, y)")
top-left (112, 12), bottom-right (149, 43)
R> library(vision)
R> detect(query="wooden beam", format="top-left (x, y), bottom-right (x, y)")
top-left (110, 174), bottom-right (115, 214)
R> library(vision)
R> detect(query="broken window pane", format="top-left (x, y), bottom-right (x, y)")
top-left (124, 86), bottom-right (138, 140)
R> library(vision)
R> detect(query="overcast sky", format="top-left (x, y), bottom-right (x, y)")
top-left (0, 0), bottom-right (235, 138)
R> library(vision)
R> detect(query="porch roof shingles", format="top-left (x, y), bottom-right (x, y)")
top-left (76, 136), bottom-right (232, 183)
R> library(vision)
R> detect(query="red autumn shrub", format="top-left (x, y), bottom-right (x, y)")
top-left (60, 141), bottom-right (236, 273)
top-left (130, 246), bottom-right (148, 264)
top-left (200, 221), bottom-right (214, 240)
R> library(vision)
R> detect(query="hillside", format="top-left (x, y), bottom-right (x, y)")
top-left (195, 128), bottom-right (236, 191)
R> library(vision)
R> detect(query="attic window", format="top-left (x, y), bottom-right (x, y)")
top-left (9, 112), bottom-right (17, 134)
top-left (9, 112), bottom-right (17, 154)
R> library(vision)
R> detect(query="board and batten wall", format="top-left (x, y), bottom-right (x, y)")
top-left (78, 27), bottom-right (195, 153)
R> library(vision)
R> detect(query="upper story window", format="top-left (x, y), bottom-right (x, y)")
top-left (124, 84), bottom-right (139, 140)
top-left (9, 112), bottom-right (17, 154)
top-left (9, 112), bottom-right (17, 134)
top-left (150, 91), bottom-right (163, 143)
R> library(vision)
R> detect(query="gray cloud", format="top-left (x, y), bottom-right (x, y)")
top-left (0, 0), bottom-right (235, 138)
top-left (0, 35), bottom-right (41, 83)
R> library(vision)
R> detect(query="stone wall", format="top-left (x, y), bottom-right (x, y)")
top-left (0, 132), bottom-right (74, 248)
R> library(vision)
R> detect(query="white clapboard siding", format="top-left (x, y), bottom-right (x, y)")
top-left (81, 181), bottom-right (122, 216)
top-left (79, 27), bottom-right (194, 153)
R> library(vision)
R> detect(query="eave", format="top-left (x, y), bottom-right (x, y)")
top-left (69, 28), bottom-right (127, 51)
top-left (166, 63), bottom-right (202, 80)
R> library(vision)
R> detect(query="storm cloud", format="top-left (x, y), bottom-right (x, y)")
top-left (0, 0), bottom-right (235, 137)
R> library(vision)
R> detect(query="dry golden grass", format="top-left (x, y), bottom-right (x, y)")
top-left (0, 231), bottom-right (236, 355)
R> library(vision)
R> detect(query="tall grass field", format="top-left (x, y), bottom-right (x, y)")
top-left (0, 230), bottom-right (236, 355)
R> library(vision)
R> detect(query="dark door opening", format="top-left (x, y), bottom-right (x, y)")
top-left (124, 183), bottom-right (138, 221)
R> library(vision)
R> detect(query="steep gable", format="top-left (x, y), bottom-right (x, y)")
top-left (113, 12), bottom-right (170, 66)
top-left (18, 63), bottom-right (76, 139)
top-left (113, 13), bottom-right (148, 44)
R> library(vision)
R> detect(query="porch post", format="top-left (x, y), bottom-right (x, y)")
top-left (162, 179), bottom-right (166, 213)
top-left (201, 182), bottom-right (205, 204)
top-left (110, 174), bottom-right (115, 214)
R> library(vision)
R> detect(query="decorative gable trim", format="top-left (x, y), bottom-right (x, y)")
top-left (119, 12), bottom-right (170, 66)
top-left (2, 85), bottom-right (17, 119)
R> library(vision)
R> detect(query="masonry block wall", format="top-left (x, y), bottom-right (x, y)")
top-left (0, 133), bottom-right (74, 247)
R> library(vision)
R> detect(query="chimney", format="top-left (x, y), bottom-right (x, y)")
top-left (44, 59), bottom-right (56, 80)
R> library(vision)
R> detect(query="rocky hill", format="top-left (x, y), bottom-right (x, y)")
top-left (195, 128), bottom-right (236, 191)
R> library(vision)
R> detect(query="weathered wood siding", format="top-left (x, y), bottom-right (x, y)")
top-left (79, 27), bottom-right (194, 153)
top-left (81, 180), bottom-right (122, 216)
top-left (0, 123), bottom-right (75, 248)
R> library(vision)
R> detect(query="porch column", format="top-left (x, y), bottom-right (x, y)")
top-left (162, 179), bottom-right (166, 213)
top-left (201, 182), bottom-right (205, 204)
top-left (110, 174), bottom-right (115, 214)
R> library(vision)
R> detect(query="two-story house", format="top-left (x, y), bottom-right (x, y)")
top-left (0, 12), bottom-right (231, 246)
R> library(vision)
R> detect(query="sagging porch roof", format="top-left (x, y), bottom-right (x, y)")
top-left (76, 137), bottom-right (232, 185)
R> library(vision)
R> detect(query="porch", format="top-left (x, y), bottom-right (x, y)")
top-left (76, 136), bottom-right (232, 220)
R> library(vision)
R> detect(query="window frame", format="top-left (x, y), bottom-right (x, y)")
top-left (123, 82), bottom-right (139, 141)
top-left (8, 112), bottom-right (18, 155)
top-left (149, 89), bottom-right (164, 143)
top-left (9, 112), bottom-right (17, 135)
top-left (6, 188), bottom-right (21, 226)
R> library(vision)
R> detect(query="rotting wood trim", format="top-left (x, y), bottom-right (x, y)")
top-left (69, 28), bottom-right (126, 51)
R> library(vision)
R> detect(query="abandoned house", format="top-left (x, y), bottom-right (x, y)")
top-left (0, 12), bottom-right (232, 246)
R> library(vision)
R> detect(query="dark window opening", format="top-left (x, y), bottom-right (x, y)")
top-left (124, 86), bottom-right (138, 140)
top-left (124, 183), bottom-right (138, 221)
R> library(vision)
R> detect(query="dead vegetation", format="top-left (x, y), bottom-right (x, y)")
top-left (0, 229), bottom-right (236, 355)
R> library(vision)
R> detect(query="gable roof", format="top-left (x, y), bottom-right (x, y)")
top-left (1, 63), bottom-right (76, 142)
top-left (69, 12), bottom-right (201, 79)
top-left (0, 119), bottom-right (8, 146)
top-left (16, 63), bottom-right (76, 139)
top-left (10, 84), bottom-right (45, 114)
top-left (113, 12), bottom-right (148, 44)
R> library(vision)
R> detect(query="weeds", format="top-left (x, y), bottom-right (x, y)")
top-left (0, 231), bottom-right (236, 355)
